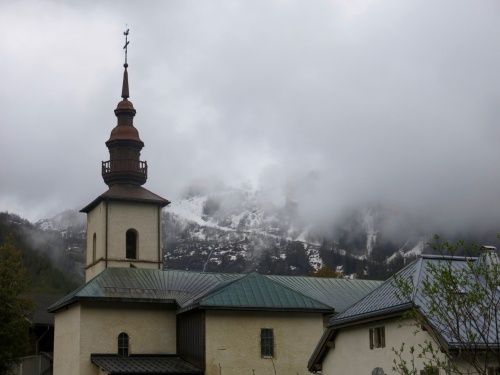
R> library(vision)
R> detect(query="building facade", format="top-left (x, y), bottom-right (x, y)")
top-left (308, 253), bottom-right (500, 375)
top-left (50, 42), bottom-right (382, 375)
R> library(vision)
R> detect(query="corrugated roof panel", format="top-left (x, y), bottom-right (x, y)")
top-left (90, 354), bottom-right (203, 374)
top-left (49, 268), bottom-right (380, 314)
top-left (328, 254), bottom-right (500, 348)
top-left (267, 275), bottom-right (382, 312)
top-left (198, 273), bottom-right (334, 310)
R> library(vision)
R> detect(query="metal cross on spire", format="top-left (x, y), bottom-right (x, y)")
top-left (123, 27), bottom-right (130, 66)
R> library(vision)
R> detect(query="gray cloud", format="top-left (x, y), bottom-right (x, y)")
top-left (1, 0), bottom-right (500, 237)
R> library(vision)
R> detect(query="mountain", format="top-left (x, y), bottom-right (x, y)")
top-left (0, 212), bottom-right (81, 293)
top-left (162, 185), bottom-right (421, 279)
top-left (5, 183), bottom-right (498, 283)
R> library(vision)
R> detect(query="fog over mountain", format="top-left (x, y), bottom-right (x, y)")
top-left (1, 1), bottom-right (500, 240)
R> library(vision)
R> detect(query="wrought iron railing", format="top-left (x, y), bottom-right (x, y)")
top-left (102, 159), bottom-right (147, 175)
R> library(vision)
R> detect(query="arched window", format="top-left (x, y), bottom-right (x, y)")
top-left (92, 233), bottom-right (97, 262)
top-left (126, 229), bottom-right (137, 259)
top-left (118, 332), bottom-right (129, 356)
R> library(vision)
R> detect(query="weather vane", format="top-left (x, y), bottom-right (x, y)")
top-left (123, 26), bottom-right (130, 65)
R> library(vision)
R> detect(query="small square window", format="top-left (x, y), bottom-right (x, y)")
top-left (261, 328), bottom-right (274, 357)
top-left (369, 326), bottom-right (385, 349)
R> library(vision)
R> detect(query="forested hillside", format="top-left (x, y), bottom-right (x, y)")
top-left (0, 212), bottom-right (80, 294)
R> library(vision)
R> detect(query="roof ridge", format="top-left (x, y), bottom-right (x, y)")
top-left (194, 272), bottom-right (334, 310)
top-left (330, 259), bottom-right (421, 322)
top-left (412, 257), bottom-right (424, 301)
top-left (195, 272), bottom-right (258, 304)
top-left (262, 274), bottom-right (335, 309)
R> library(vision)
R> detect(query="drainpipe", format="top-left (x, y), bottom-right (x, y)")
top-left (157, 205), bottom-right (161, 269)
top-left (36, 326), bottom-right (50, 375)
top-left (105, 199), bottom-right (109, 270)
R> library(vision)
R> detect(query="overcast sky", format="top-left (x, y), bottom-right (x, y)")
top-left (1, 0), bottom-right (500, 234)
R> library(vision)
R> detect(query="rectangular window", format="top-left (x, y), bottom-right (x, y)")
top-left (261, 328), bottom-right (274, 357)
top-left (118, 333), bottom-right (129, 356)
top-left (369, 326), bottom-right (385, 349)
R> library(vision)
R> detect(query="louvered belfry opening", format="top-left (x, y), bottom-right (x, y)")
top-left (102, 63), bottom-right (148, 186)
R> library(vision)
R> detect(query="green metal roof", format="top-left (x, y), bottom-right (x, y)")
top-left (48, 268), bottom-right (381, 314)
top-left (194, 273), bottom-right (334, 312)
top-left (48, 268), bottom-right (241, 312)
top-left (267, 275), bottom-right (382, 313)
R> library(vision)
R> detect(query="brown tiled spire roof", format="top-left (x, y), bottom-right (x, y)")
top-left (102, 38), bottom-right (147, 187)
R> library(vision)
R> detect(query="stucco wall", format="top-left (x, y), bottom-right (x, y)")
top-left (53, 304), bottom-right (81, 375)
top-left (106, 201), bottom-right (161, 263)
top-left (53, 301), bottom-right (176, 375)
top-left (321, 317), bottom-right (444, 375)
top-left (86, 202), bottom-right (106, 271)
top-left (85, 200), bottom-right (162, 281)
top-left (205, 310), bottom-right (324, 375)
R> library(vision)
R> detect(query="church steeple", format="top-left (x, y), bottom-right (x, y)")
top-left (102, 30), bottom-right (147, 187)
top-left (82, 28), bottom-right (169, 282)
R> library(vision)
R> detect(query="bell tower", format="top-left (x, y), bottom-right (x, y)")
top-left (81, 30), bottom-right (170, 281)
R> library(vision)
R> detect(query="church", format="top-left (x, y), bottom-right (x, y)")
top-left (48, 35), bottom-right (381, 375)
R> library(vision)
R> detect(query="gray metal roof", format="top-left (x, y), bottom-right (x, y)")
top-left (32, 293), bottom-right (63, 325)
top-left (91, 354), bottom-right (203, 374)
top-left (308, 254), bottom-right (494, 371)
top-left (330, 255), bottom-right (479, 328)
top-left (48, 268), bottom-right (380, 314)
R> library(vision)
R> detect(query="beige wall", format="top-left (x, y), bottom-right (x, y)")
top-left (321, 317), bottom-right (444, 375)
top-left (86, 202), bottom-right (106, 269)
top-left (205, 310), bottom-right (324, 375)
top-left (53, 304), bottom-right (81, 375)
top-left (85, 201), bottom-right (162, 281)
top-left (53, 301), bottom-right (177, 375)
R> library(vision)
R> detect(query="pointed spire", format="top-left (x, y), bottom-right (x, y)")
top-left (101, 27), bottom-right (147, 187)
top-left (122, 27), bottom-right (130, 100)
top-left (121, 63), bottom-right (129, 99)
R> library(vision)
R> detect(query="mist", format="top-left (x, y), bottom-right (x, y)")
top-left (1, 0), bottom-right (500, 241)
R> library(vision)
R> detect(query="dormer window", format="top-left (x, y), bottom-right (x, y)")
top-left (126, 229), bottom-right (137, 259)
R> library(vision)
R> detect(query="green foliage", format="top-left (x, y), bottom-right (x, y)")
top-left (0, 213), bottom-right (79, 294)
top-left (0, 235), bottom-right (33, 374)
top-left (392, 235), bottom-right (500, 375)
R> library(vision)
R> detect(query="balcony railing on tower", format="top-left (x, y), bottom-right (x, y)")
top-left (102, 159), bottom-right (148, 186)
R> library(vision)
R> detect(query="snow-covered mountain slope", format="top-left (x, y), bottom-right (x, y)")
top-left (23, 184), bottom-right (445, 280)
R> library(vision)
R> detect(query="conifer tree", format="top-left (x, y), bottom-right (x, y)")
top-left (0, 235), bottom-right (33, 375)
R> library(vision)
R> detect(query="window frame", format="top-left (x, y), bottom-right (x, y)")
top-left (126, 229), bottom-right (138, 259)
top-left (369, 326), bottom-right (385, 349)
top-left (92, 233), bottom-right (97, 262)
top-left (260, 328), bottom-right (274, 358)
top-left (118, 332), bottom-right (129, 356)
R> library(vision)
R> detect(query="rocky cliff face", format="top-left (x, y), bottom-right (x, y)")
top-left (9, 185), bottom-right (453, 281)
